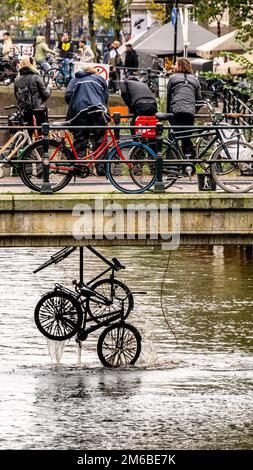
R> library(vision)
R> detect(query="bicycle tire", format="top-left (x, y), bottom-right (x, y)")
top-left (87, 278), bottom-right (134, 324)
top-left (97, 322), bottom-right (142, 367)
top-left (34, 291), bottom-right (83, 341)
top-left (196, 126), bottom-right (247, 173)
top-left (43, 67), bottom-right (59, 87)
top-left (54, 70), bottom-right (66, 89)
top-left (106, 141), bottom-right (157, 194)
top-left (210, 140), bottom-right (253, 193)
top-left (19, 139), bottom-right (73, 192)
top-left (129, 140), bottom-right (180, 190)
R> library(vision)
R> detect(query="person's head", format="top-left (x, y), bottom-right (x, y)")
top-left (81, 64), bottom-right (97, 74)
top-left (19, 55), bottom-right (39, 73)
top-left (174, 57), bottom-right (193, 74)
top-left (36, 35), bottom-right (45, 44)
top-left (125, 42), bottom-right (133, 51)
top-left (112, 40), bottom-right (121, 49)
top-left (3, 32), bottom-right (11, 42)
top-left (79, 39), bottom-right (87, 48)
top-left (62, 33), bottom-right (70, 42)
top-left (125, 75), bottom-right (139, 82)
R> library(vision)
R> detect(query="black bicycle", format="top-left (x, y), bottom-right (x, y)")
top-left (33, 246), bottom-right (142, 367)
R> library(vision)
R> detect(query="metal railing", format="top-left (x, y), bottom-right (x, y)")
top-left (1, 117), bottom-right (253, 194)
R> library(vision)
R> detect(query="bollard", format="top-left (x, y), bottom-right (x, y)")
top-left (153, 122), bottom-right (165, 192)
top-left (40, 122), bottom-right (53, 194)
top-left (113, 112), bottom-right (121, 140)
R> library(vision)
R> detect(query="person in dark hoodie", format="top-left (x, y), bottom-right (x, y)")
top-left (121, 75), bottom-right (157, 135)
top-left (14, 55), bottom-right (51, 136)
top-left (65, 64), bottom-right (109, 175)
top-left (167, 57), bottom-right (202, 156)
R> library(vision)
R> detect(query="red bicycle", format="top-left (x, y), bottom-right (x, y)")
top-left (18, 109), bottom-right (157, 193)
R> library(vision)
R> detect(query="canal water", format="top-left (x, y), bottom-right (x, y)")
top-left (0, 246), bottom-right (253, 450)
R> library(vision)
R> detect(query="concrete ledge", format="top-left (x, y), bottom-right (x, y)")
top-left (1, 193), bottom-right (253, 246)
top-left (1, 193), bottom-right (253, 211)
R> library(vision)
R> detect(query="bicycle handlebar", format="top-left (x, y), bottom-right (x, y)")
top-left (33, 247), bottom-right (77, 273)
top-left (112, 257), bottom-right (125, 271)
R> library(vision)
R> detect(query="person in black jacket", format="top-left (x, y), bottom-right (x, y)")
top-left (121, 76), bottom-right (157, 117)
top-left (14, 55), bottom-right (51, 136)
top-left (65, 65), bottom-right (109, 175)
top-left (121, 76), bottom-right (157, 134)
top-left (124, 42), bottom-right (139, 76)
top-left (167, 57), bottom-right (202, 156)
top-left (58, 33), bottom-right (75, 79)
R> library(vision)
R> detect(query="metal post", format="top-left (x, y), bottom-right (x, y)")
top-left (173, 0), bottom-right (179, 65)
top-left (40, 122), bottom-right (53, 194)
top-left (153, 122), bottom-right (165, 192)
top-left (113, 112), bottom-right (121, 140)
top-left (80, 247), bottom-right (84, 285)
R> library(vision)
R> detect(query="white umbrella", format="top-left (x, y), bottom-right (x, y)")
top-left (196, 30), bottom-right (248, 59)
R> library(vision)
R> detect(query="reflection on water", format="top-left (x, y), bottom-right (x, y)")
top-left (0, 246), bottom-right (253, 449)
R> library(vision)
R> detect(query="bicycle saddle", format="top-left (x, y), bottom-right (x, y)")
top-left (155, 112), bottom-right (173, 121)
top-left (80, 285), bottom-right (97, 298)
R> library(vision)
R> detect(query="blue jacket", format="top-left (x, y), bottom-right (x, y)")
top-left (65, 71), bottom-right (108, 120)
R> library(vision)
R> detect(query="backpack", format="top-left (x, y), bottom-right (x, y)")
top-left (16, 77), bottom-right (35, 112)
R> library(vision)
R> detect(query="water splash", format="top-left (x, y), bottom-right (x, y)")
top-left (47, 340), bottom-right (66, 365)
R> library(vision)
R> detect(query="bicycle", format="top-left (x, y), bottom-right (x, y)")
top-left (18, 106), bottom-right (157, 194)
top-left (0, 105), bottom-right (38, 178)
top-left (43, 57), bottom-right (75, 89)
top-left (132, 106), bottom-right (253, 192)
top-left (195, 100), bottom-right (248, 171)
top-left (33, 246), bottom-right (142, 367)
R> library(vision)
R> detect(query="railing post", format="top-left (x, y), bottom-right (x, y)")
top-left (153, 122), bottom-right (165, 193)
top-left (113, 112), bottom-right (121, 140)
top-left (40, 122), bottom-right (53, 194)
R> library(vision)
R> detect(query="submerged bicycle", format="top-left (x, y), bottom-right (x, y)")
top-left (33, 246), bottom-right (143, 367)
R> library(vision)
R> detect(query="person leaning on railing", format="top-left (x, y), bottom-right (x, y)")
top-left (167, 57), bottom-right (202, 157)
top-left (65, 64), bottom-right (109, 176)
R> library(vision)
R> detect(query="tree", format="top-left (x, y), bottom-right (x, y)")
top-left (193, 0), bottom-right (228, 37)
top-left (228, 0), bottom-right (253, 46)
top-left (88, 0), bottom-right (96, 60)
top-left (112, 0), bottom-right (123, 41)
top-left (0, 1), bottom-right (23, 30)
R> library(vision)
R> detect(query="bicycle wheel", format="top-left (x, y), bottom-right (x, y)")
top-left (34, 291), bottom-right (83, 341)
top-left (87, 279), bottom-right (134, 324)
top-left (43, 67), bottom-right (59, 87)
top-left (54, 70), bottom-right (66, 89)
top-left (19, 139), bottom-right (73, 192)
top-left (161, 141), bottom-right (182, 189)
top-left (210, 140), bottom-right (253, 193)
top-left (97, 322), bottom-right (142, 367)
top-left (106, 141), bottom-right (157, 194)
top-left (196, 130), bottom-right (218, 171)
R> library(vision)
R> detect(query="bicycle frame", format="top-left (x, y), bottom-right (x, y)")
top-left (164, 125), bottom-right (242, 163)
top-left (0, 130), bottom-right (30, 161)
top-left (49, 125), bottom-right (133, 172)
top-left (54, 282), bottom-right (125, 342)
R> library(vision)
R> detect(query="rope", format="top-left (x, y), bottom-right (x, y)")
top-left (160, 251), bottom-right (178, 342)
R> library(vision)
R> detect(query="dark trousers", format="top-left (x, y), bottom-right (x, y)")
top-left (169, 113), bottom-right (195, 156)
top-left (73, 113), bottom-right (105, 156)
top-left (23, 109), bottom-right (48, 137)
top-left (73, 113), bottom-right (106, 174)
